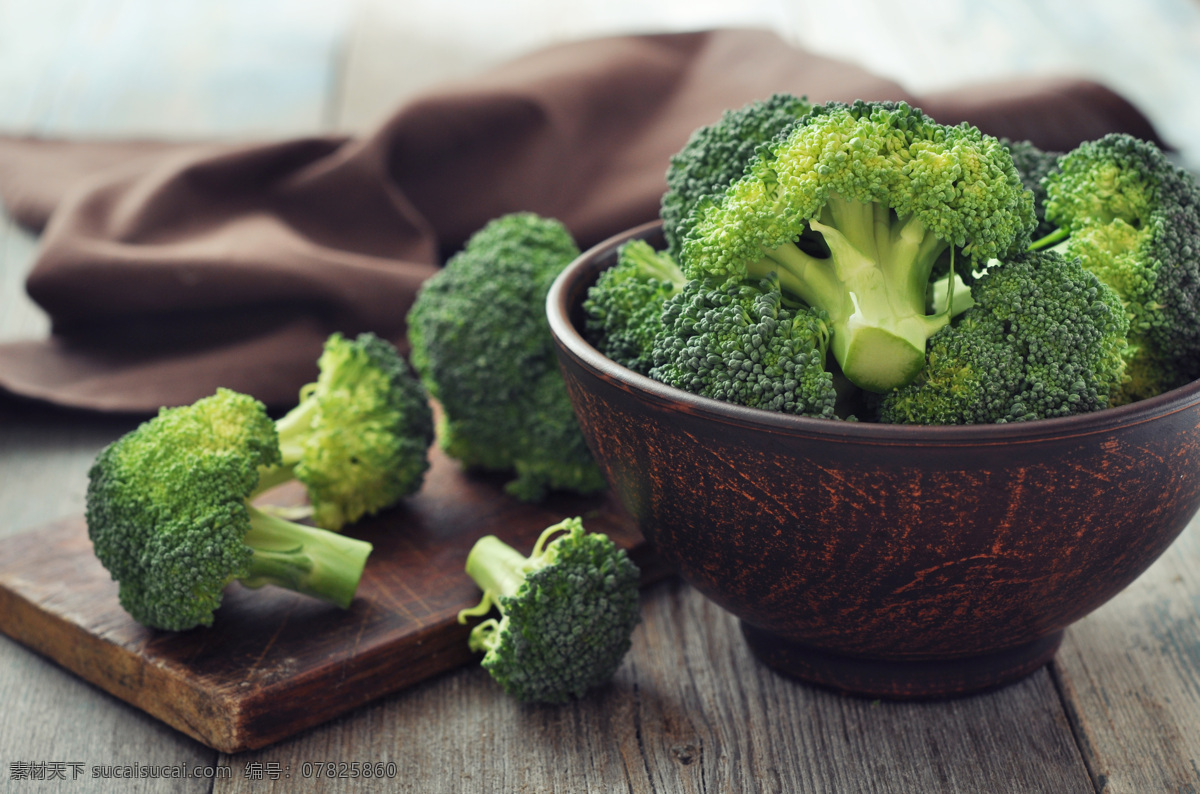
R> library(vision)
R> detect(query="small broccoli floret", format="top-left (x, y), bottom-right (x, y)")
top-left (86, 389), bottom-right (373, 631)
top-left (1037, 133), bottom-right (1200, 401)
top-left (583, 239), bottom-right (687, 374)
top-left (648, 273), bottom-right (838, 418)
top-left (661, 93), bottom-right (813, 257)
top-left (407, 213), bottom-right (607, 502)
top-left (679, 100), bottom-right (1036, 394)
top-left (879, 250), bottom-right (1129, 424)
top-left (456, 518), bottom-right (641, 703)
top-left (260, 332), bottom-right (434, 532)
top-left (1002, 138), bottom-right (1063, 240)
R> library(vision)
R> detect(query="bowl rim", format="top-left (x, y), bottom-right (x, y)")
top-left (548, 220), bottom-right (1200, 447)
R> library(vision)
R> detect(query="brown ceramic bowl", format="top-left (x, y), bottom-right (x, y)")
top-left (547, 220), bottom-right (1200, 699)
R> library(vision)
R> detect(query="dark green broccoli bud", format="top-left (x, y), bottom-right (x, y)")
top-left (407, 213), bottom-right (607, 502)
top-left (86, 389), bottom-right (373, 631)
top-left (1039, 133), bottom-right (1200, 401)
top-left (879, 250), bottom-right (1129, 424)
top-left (583, 239), bottom-right (687, 374)
top-left (649, 274), bottom-right (838, 418)
top-left (661, 93), bottom-right (813, 257)
top-left (1002, 138), bottom-right (1062, 240)
top-left (259, 332), bottom-right (434, 532)
top-left (680, 100), bottom-right (1036, 394)
top-left (457, 518), bottom-right (641, 704)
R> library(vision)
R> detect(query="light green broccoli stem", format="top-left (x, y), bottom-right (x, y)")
top-left (1027, 227), bottom-right (1070, 251)
top-left (623, 239), bottom-right (688, 288)
top-left (749, 194), bottom-right (953, 392)
top-left (240, 504), bottom-right (372, 609)
top-left (252, 384), bottom-right (317, 496)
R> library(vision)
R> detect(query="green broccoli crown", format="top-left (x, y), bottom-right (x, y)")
top-left (1002, 138), bottom-right (1062, 239)
top-left (272, 332), bottom-right (434, 531)
top-left (87, 388), bottom-right (372, 631)
top-left (1042, 133), bottom-right (1200, 395)
top-left (879, 250), bottom-right (1129, 424)
top-left (679, 100), bottom-right (1036, 394)
top-left (661, 93), bottom-right (813, 257)
top-left (582, 239), bottom-right (687, 375)
top-left (407, 212), bottom-right (607, 502)
top-left (87, 389), bottom-right (278, 630)
top-left (457, 518), bottom-right (641, 704)
top-left (649, 273), bottom-right (838, 418)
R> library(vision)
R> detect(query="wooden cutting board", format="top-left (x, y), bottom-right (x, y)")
top-left (0, 447), bottom-right (667, 753)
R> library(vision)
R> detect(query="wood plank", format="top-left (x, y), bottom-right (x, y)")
top-left (1052, 516), bottom-right (1200, 793)
top-left (0, 446), bottom-right (665, 754)
top-left (217, 579), bottom-right (1094, 793)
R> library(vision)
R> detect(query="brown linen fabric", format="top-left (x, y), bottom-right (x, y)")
top-left (0, 29), bottom-right (1165, 413)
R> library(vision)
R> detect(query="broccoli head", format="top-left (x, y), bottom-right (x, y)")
top-left (879, 250), bottom-right (1129, 424)
top-left (649, 273), bottom-right (838, 418)
top-left (261, 332), bottom-right (434, 532)
top-left (457, 518), bottom-right (641, 703)
top-left (1038, 133), bottom-right (1200, 401)
top-left (679, 100), bottom-right (1036, 394)
top-left (406, 212), bottom-right (607, 502)
top-left (661, 93), bottom-right (813, 257)
top-left (86, 388), bottom-right (373, 631)
top-left (582, 239), bottom-right (686, 375)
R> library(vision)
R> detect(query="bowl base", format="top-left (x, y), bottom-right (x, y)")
top-left (740, 622), bottom-right (1063, 700)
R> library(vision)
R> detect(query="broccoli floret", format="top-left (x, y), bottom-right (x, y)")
top-left (1002, 138), bottom-right (1063, 240)
top-left (259, 332), bottom-right (434, 532)
top-left (649, 273), bottom-right (838, 418)
top-left (661, 93), bottom-right (813, 257)
top-left (583, 239), bottom-right (687, 374)
top-left (1036, 133), bottom-right (1200, 401)
top-left (679, 100), bottom-right (1036, 394)
top-left (879, 250), bottom-right (1129, 424)
top-left (406, 213), bottom-right (607, 502)
top-left (456, 518), bottom-right (641, 703)
top-left (86, 389), bottom-right (373, 631)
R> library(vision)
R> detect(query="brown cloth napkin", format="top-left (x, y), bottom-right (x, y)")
top-left (0, 29), bottom-right (1165, 414)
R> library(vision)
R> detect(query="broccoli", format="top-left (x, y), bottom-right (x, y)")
top-left (583, 239), bottom-right (687, 374)
top-left (661, 93), bottom-right (813, 258)
top-left (86, 388), bottom-right (373, 631)
top-left (406, 212), bottom-right (607, 502)
top-left (456, 518), bottom-right (641, 703)
top-left (649, 273), bottom-right (838, 418)
top-left (1034, 133), bottom-right (1200, 402)
top-left (1002, 138), bottom-right (1063, 240)
top-left (879, 250), bottom-right (1129, 424)
top-left (257, 332), bottom-right (434, 532)
top-left (678, 100), bottom-right (1036, 394)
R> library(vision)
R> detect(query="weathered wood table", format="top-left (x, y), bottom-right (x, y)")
top-left (1, 2), bottom-right (1197, 791)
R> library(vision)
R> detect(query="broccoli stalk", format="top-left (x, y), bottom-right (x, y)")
top-left (755, 194), bottom-right (959, 392)
top-left (679, 100), bottom-right (1035, 394)
top-left (257, 332), bottom-right (434, 532)
top-left (240, 504), bottom-right (372, 609)
top-left (457, 518), bottom-right (641, 703)
top-left (87, 388), bottom-right (372, 631)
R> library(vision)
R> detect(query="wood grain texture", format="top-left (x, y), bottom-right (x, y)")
top-left (1052, 517), bottom-right (1200, 794)
top-left (216, 580), bottom-right (1094, 794)
top-left (0, 447), bottom-right (662, 754)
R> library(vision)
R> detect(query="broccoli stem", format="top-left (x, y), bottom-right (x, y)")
top-left (1028, 226), bottom-right (1070, 251)
top-left (747, 194), bottom-right (952, 393)
top-left (239, 504), bottom-right (372, 609)
top-left (463, 535), bottom-right (529, 603)
top-left (272, 385), bottom-right (319, 465)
